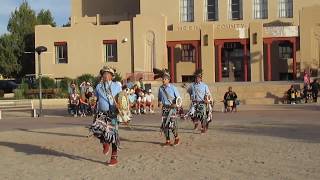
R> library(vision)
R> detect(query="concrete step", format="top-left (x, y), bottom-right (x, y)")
top-left (242, 98), bottom-right (281, 105)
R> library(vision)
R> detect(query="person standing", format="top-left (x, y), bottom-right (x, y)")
top-left (89, 66), bottom-right (122, 166)
top-left (311, 79), bottom-right (319, 103)
top-left (187, 69), bottom-right (212, 133)
top-left (155, 69), bottom-right (181, 146)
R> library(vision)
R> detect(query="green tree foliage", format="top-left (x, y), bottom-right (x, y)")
top-left (7, 1), bottom-right (37, 76)
top-left (1, 1), bottom-right (57, 78)
top-left (0, 34), bottom-right (21, 76)
top-left (114, 72), bottom-right (123, 82)
top-left (37, 9), bottom-right (56, 27)
top-left (35, 76), bottom-right (55, 89)
top-left (76, 74), bottom-right (96, 85)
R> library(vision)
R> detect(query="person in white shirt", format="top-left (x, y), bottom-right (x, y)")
top-left (145, 89), bottom-right (155, 113)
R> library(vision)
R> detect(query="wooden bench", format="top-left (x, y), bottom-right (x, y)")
top-left (26, 88), bottom-right (61, 99)
top-left (0, 100), bottom-right (35, 119)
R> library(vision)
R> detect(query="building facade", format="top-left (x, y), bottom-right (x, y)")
top-left (35, 0), bottom-right (320, 83)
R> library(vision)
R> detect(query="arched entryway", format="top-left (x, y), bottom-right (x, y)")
top-left (145, 31), bottom-right (156, 72)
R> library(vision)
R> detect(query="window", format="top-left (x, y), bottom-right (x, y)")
top-left (279, 0), bottom-right (293, 18)
top-left (54, 42), bottom-right (68, 64)
top-left (103, 40), bottom-right (118, 62)
top-left (279, 42), bottom-right (293, 59)
top-left (229, 0), bottom-right (243, 20)
top-left (205, 0), bottom-right (218, 21)
top-left (181, 44), bottom-right (195, 62)
top-left (253, 0), bottom-right (268, 19)
top-left (180, 0), bottom-right (194, 22)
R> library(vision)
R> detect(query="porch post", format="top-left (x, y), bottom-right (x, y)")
top-left (266, 40), bottom-right (272, 81)
top-left (292, 38), bottom-right (297, 80)
top-left (194, 42), bottom-right (199, 70)
top-left (243, 41), bottom-right (248, 81)
top-left (217, 43), bottom-right (223, 82)
top-left (170, 44), bottom-right (175, 83)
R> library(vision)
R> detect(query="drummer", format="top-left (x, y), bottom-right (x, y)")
top-left (223, 86), bottom-right (238, 112)
top-left (287, 85), bottom-right (297, 104)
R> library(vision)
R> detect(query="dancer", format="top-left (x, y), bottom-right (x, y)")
top-left (187, 69), bottom-right (213, 133)
top-left (154, 68), bottom-right (182, 146)
top-left (89, 66), bottom-right (122, 166)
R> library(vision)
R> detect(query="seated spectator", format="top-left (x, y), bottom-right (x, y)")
top-left (287, 85), bottom-right (297, 104)
top-left (144, 89), bottom-right (155, 113)
top-left (223, 86), bottom-right (238, 112)
top-left (128, 89), bottom-right (138, 114)
top-left (126, 78), bottom-right (134, 89)
top-left (311, 79), bottom-right (319, 103)
top-left (137, 91), bottom-right (146, 114)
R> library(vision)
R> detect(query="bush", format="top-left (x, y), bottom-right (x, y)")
top-left (76, 74), bottom-right (96, 85)
top-left (35, 76), bottom-right (55, 89)
top-left (114, 72), bottom-right (122, 82)
top-left (0, 90), bottom-right (4, 98)
top-left (14, 80), bottom-right (29, 99)
top-left (59, 77), bottom-right (73, 92)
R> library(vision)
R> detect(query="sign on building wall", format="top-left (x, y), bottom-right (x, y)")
top-left (264, 26), bottom-right (299, 37)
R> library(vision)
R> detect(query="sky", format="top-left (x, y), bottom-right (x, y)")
top-left (0, 0), bottom-right (70, 35)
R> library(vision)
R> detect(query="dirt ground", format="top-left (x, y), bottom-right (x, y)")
top-left (0, 106), bottom-right (319, 180)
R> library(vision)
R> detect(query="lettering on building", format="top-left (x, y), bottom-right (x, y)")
top-left (264, 26), bottom-right (299, 37)
top-left (176, 25), bottom-right (200, 31)
top-left (216, 24), bottom-right (246, 29)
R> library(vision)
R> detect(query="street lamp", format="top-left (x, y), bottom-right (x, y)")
top-left (35, 46), bottom-right (47, 117)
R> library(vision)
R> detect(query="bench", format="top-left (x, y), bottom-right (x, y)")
top-left (26, 88), bottom-right (61, 99)
top-left (0, 100), bottom-right (36, 119)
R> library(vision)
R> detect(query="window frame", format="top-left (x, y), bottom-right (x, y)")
top-left (229, 0), bottom-right (243, 20)
top-left (278, 42), bottom-right (293, 59)
top-left (103, 40), bottom-right (118, 62)
top-left (205, 0), bottom-right (219, 21)
top-left (253, 0), bottom-right (268, 19)
top-left (181, 44), bottom-right (195, 62)
top-left (54, 42), bottom-right (68, 64)
top-left (180, 0), bottom-right (194, 22)
top-left (278, 0), bottom-right (293, 18)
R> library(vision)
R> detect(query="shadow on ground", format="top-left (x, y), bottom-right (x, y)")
top-left (16, 128), bottom-right (87, 138)
top-left (215, 123), bottom-right (320, 143)
top-left (0, 141), bottom-right (103, 164)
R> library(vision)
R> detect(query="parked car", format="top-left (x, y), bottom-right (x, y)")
top-left (0, 80), bottom-right (18, 93)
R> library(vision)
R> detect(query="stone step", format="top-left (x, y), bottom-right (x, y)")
top-left (242, 98), bottom-right (281, 105)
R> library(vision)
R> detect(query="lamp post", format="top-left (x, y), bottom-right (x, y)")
top-left (35, 46), bottom-right (47, 117)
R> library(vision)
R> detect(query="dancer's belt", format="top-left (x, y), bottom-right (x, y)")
top-left (98, 111), bottom-right (118, 118)
top-left (192, 100), bottom-right (205, 104)
top-left (163, 104), bottom-right (176, 109)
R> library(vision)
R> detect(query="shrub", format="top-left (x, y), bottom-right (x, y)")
top-left (14, 80), bottom-right (29, 99)
top-left (114, 72), bottom-right (123, 82)
top-left (59, 77), bottom-right (74, 92)
top-left (0, 90), bottom-right (4, 98)
top-left (76, 74), bottom-right (96, 85)
top-left (35, 76), bottom-right (55, 89)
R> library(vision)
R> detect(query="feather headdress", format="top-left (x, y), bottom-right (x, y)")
top-left (153, 68), bottom-right (170, 80)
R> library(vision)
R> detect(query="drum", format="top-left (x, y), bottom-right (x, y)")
top-left (227, 100), bottom-right (234, 107)
top-left (291, 93), bottom-right (295, 99)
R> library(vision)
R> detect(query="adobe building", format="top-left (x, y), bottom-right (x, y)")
top-left (35, 0), bottom-right (320, 83)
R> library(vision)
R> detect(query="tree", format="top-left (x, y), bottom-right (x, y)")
top-left (0, 34), bottom-right (21, 77)
top-left (1, 1), bottom-right (57, 78)
top-left (7, 1), bottom-right (37, 39)
top-left (7, 1), bottom-right (37, 77)
top-left (62, 17), bottom-right (71, 27)
top-left (37, 9), bottom-right (56, 27)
